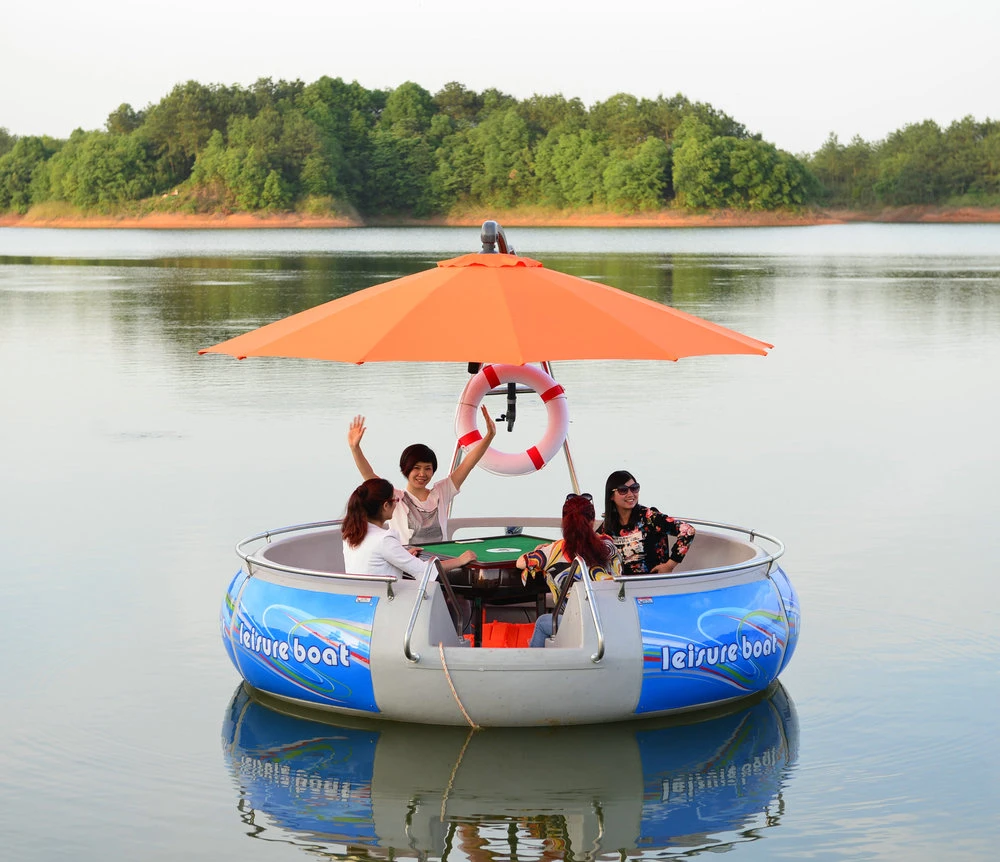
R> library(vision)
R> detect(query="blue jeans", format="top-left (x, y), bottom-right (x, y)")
top-left (530, 614), bottom-right (554, 647)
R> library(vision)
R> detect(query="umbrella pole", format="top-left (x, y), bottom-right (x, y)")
top-left (543, 361), bottom-right (580, 495)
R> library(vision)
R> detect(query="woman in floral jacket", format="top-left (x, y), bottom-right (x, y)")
top-left (597, 470), bottom-right (695, 575)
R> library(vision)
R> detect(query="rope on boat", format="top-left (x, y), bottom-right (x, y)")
top-left (440, 725), bottom-right (476, 821)
top-left (438, 642), bottom-right (479, 730)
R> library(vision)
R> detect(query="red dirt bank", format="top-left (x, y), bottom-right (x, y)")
top-left (1, 206), bottom-right (999, 230)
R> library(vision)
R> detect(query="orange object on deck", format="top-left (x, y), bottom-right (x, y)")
top-left (480, 621), bottom-right (534, 648)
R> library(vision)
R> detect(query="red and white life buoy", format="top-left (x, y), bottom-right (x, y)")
top-left (454, 364), bottom-right (569, 476)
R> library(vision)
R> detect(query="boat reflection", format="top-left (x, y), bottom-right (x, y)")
top-left (222, 683), bottom-right (799, 860)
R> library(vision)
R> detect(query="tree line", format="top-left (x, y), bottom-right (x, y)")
top-left (1, 78), bottom-right (998, 217)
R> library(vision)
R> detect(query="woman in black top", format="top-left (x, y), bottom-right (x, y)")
top-left (597, 469), bottom-right (695, 575)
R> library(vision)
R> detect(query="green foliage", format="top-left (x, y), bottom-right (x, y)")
top-left (106, 103), bottom-right (144, 135)
top-left (8, 75), bottom-right (998, 219)
top-left (805, 116), bottom-right (1000, 207)
top-left (381, 82), bottom-right (436, 135)
top-left (433, 82), bottom-right (483, 125)
top-left (673, 117), bottom-right (815, 210)
top-left (603, 138), bottom-right (671, 212)
top-left (535, 129), bottom-right (609, 207)
top-left (0, 135), bottom-right (61, 212)
top-left (471, 108), bottom-right (534, 208)
top-left (44, 129), bottom-right (154, 209)
top-left (0, 127), bottom-right (16, 158)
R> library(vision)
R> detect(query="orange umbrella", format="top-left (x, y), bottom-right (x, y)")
top-left (199, 253), bottom-right (771, 363)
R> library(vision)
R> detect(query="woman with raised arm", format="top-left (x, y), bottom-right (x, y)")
top-left (347, 407), bottom-right (496, 546)
top-left (341, 478), bottom-right (475, 578)
top-left (597, 470), bottom-right (695, 575)
top-left (516, 493), bottom-right (622, 648)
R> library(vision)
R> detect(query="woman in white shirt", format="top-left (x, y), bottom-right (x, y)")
top-left (342, 478), bottom-right (476, 578)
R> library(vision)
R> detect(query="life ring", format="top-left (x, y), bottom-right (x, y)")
top-left (454, 364), bottom-right (569, 476)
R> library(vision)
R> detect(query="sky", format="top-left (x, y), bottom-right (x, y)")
top-left (2, 0), bottom-right (998, 156)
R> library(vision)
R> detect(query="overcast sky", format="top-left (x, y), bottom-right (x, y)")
top-left (2, 0), bottom-right (997, 155)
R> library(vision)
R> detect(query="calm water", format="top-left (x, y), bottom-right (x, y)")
top-left (1, 224), bottom-right (998, 860)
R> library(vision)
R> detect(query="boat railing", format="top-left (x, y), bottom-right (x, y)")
top-left (233, 516), bottom-right (785, 598)
top-left (235, 519), bottom-right (399, 596)
top-left (571, 557), bottom-right (606, 663)
top-left (402, 558), bottom-right (441, 664)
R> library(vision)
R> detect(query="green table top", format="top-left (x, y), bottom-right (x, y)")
top-left (418, 534), bottom-right (550, 562)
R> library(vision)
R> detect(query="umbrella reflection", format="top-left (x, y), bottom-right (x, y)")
top-left (222, 683), bottom-right (798, 860)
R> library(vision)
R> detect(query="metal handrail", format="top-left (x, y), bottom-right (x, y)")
top-left (403, 559), bottom-right (439, 664)
top-left (574, 558), bottom-right (606, 664)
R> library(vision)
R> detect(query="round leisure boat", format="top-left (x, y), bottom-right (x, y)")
top-left (211, 222), bottom-right (800, 727)
top-left (221, 509), bottom-right (798, 726)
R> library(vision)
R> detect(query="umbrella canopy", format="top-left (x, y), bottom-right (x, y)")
top-left (200, 253), bottom-right (771, 364)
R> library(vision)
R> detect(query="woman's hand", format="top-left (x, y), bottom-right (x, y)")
top-left (651, 560), bottom-right (678, 574)
top-left (407, 546), bottom-right (423, 557)
top-left (481, 405), bottom-right (497, 441)
top-left (347, 415), bottom-right (366, 449)
top-left (440, 550), bottom-right (477, 572)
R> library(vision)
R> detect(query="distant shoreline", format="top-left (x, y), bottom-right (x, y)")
top-left (2, 205), bottom-right (999, 230)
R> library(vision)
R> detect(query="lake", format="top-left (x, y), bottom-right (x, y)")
top-left (1, 223), bottom-right (997, 860)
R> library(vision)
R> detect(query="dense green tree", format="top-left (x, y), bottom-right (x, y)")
top-left (673, 117), bottom-right (813, 210)
top-left (672, 117), bottom-right (730, 208)
top-left (106, 103), bottom-right (145, 135)
top-left (470, 108), bottom-right (534, 208)
top-left (428, 124), bottom-right (481, 209)
top-left (0, 127), bottom-right (16, 158)
top-left (603, 137), bottom-right (671, 212)
top-left (365, 125), bottom-right (435, 213)
top-left (139, 80), bottom-right (254, 189)
top-left (872, 120), bottom-right (947, 205)
top-left (589, 93), bottom-right (653, 150)
top-left (0, 135), bottom-right (60, 212)
top-left (433, 82), bottom-right (483, 125)
top-left (517, 93), bottom-right (587, 140)
top-left (381, 81), bottom-right (436, 134)
top-left (807, 133), bottom-right (876, 207)
top-left (45, 129), bottom-right (153, 208)
top-left (535, 129), bottom-right (609, 207)
top-left (982, 126), bottom-right (1000, 195)
top-left (296, 76), bottom-right (384, 205)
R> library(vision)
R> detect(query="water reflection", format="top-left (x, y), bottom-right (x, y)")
top-left (222, 683), bottom-right (799, 860)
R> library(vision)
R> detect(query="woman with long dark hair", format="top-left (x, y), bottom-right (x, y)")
top-left (598, 470), bottom-right (695, 576)
top-left (346, 408), bottom-right (497, 547)
top-left (515, 493), bottom-right (622, 647)
top-left (342, 478), bottom-right (475, 578)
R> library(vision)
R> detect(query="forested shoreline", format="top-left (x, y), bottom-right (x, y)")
top-left (2, 77), bottom-right (999, 222)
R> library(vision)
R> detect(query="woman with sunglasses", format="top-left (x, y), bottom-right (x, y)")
top-left (342, 478), bottom-right (476, 578)
top-left (598, 470), bottom-right (696, 575)
top-left (515, 493), bottom-right (622, 647)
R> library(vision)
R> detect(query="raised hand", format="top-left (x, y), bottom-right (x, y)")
top-left (347, 415), bottom-right (366, 449)
top-left (480, 404), bottom-right (497, 440)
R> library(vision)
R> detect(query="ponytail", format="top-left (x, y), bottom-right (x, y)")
top-left (343, 478), bottom-right (395, 547)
